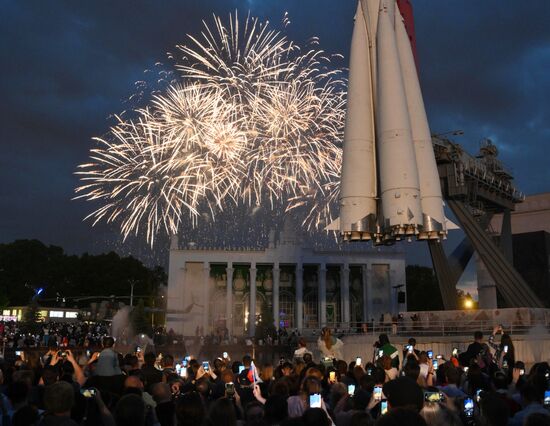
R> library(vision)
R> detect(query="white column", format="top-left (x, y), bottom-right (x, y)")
top-left (319, 263), bottom-right (327, 326)
top-left (341, 264), bottom-right (350, 327)
top-left (226, 263), bottom-right (234, 336)
top-left (364, 264), bottom-right (373, 323)
top-left (249, 264), bottom-right (257, 337)
top-left (272, 264), bottom-right (280, 329)
top-left (295, 264), bottom-right (303, 331)
top-left (202, 262), bottom-right (210, 334)
top-left (362, 264), bottom-right (368, 323)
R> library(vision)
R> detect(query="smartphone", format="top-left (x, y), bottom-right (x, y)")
top-left (463, 398), bottom-right (474, 417)
top-left (424, 391), bottom-right (443, 402)
top-left (464, 366), bottom-right (469, 373)
top-left (225, 382), bottom-right (235, 397)
top-left (223, 351), bottom-right (228, 359)
top-left (182, 359), bottom-right (188, 368)
top-left (544, 390), bottom-right (550, 408)
top-left (407, 345), bottom-right (413, 353)
top-left (367, 368), bottom-right (373, 375)
top-left (80, 388), bottom-right (96, 398)
top-left (238, 365), bottom-right (245, 374)
top-left (329, 371), bottom-right (336, 382)
top-left (452, 347), bottom-right (458, 357)
top-left (136, 346), bottom-right (141, 353)
top-left (503, 345), bottom-right (509, 354)
top-left (432, 359), bottom-right (438, 369)
top-left (202, 361), bottom-right (209, 372)
top-left (373, 386), bottom-right (382, 401)
top-left (86, 350), bottom-right (91, 357)
top-left (58, 351), bottom-right (67, 358)
top-left (175, 363), bottom-right (181, 374)
top-left (15, 350), bottom-right (22, 356)
top-left (436, 354), bottom-right (443, 360)
top-left (348, 384), bottom-right (355, 396)
top-left (378, 349), bottom-right (384, 358)
top-left (180, 367), bottom-right (187, 378)
top-left (355, 357), bottom-right (362, 366)
top-left (520, 368), bottom-right (525, 375)
top-left (184, 355), bottom-right (191, 362)
top-left (381, 400), bottom-right (388, 415)
top-left (427, 350), bottom-right (433, 359)
top-left (309, 393), bottom-right (322, 408)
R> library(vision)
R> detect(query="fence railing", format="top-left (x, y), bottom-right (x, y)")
top-left (299, 319), bottom-right (550, 338)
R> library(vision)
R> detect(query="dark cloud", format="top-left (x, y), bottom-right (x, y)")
top-left (1, 0), bottom-right (549, 267)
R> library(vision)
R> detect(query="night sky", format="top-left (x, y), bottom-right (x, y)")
top-left (2, 0), bottom-right (550, 282)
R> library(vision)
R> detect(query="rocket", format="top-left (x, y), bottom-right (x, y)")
top-left (330, 0), bottom-right (446, 243)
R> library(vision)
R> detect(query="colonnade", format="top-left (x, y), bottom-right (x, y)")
top-left (193, 261), bottom-right (382, 336)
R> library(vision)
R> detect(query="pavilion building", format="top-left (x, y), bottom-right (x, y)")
top-left (166, 222), bottom-right (406, 337)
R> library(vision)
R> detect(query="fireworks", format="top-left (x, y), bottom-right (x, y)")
top-left (75, 12), bottom-right (346, 245)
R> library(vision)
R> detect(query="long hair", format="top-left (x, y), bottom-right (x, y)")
top-left (322, 328), bottom-right (333, 350)
top-left (500, 334), bottom-right (514, 359)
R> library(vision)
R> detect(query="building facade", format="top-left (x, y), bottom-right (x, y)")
top-left (485, 192), bottom-right (550, 307)
top-left (166, 224), bottom-right (406, 337)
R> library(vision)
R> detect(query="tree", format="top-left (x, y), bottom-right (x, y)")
top-left (0, 239), bottom-right (166, 307)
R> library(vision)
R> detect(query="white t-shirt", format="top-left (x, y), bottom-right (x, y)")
top-left (419, 362), bottom-right (429, 379)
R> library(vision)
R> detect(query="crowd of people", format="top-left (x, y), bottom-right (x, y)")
top-left (0, 321), bottom-right (111, 350)
top-left (0, 324), bottom-right (549, 426)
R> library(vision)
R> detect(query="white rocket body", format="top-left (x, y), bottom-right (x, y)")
top-left (394, 8), bottom-right (446, 238)
top-left (376, 1), bottom-right (422, 236)
top-left (338, 0), bottom-right (378, 241)
top-left (336, 0), bottom-right (446, 242)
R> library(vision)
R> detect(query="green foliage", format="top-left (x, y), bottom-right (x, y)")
top-left (131, 299), bottom-right (150, 335)
top-left (0, 239), bottom-right (166, 307)
top-left (255, 301), bottom-right (276, 341)
top-left (406, 265), bottom-right (444, 311)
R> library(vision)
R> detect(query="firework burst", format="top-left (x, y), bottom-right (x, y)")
top-left (76, 12), bottom-right (346, 245)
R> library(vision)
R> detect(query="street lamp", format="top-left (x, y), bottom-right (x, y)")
top-left (464, 298), bottom-right (474, 309)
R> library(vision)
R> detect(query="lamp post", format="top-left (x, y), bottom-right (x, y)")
top-left (129, 280), bottom-right (137, 307)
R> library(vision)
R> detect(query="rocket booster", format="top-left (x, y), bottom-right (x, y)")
top-left (335, 0), bottom-right (446, 242)
top-left (394, 7), bottom-right (446, 238)
top-left (338, 0), bottom-right (378, 241)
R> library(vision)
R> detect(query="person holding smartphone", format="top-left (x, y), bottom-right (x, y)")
top-left (402, 338), bottom-right (421, 365)
top-left (376, 334), bottom-right (400, 369)
top-left (489, 325), bottom-right (515, 373)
